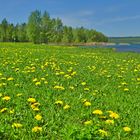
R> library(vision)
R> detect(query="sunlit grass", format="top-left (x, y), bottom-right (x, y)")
top-left (0, 42), bottom-right (140, 139)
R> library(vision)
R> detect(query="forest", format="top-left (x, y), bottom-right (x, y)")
top-left (0, 10), bottom-right (108, 44)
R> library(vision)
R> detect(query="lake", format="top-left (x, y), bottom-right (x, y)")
top-left (81, 44), bottom-right (140, 53)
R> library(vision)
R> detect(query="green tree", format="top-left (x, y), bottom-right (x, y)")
top-left (0, 18), bottom-right (9, 41)
top-left (27, 10), bottom-right (41, 43)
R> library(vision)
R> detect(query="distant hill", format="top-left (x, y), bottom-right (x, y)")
top-left (109, 37), bottom-right (140, 44)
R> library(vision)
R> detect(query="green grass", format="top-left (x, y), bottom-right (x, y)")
top-left (0, 43), bottom-right (140, 140)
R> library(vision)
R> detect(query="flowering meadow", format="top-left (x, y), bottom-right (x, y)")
top-left (0, 43), bottom-right (140, 139)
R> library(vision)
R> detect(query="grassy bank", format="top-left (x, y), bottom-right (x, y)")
top-left (0, 43), bottom-right (140, 139)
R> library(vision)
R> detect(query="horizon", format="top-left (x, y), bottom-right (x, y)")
top-left (0, 0), bottom-right (140, 37)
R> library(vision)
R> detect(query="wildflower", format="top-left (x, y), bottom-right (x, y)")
top-left (32, 126), bottom-right (42, 132)
top-left (124, 88), bottom-right (129, 92)
top-left (2, 96), bottom-right (10, 101)
top-left (12, 123), bottom-right (22, 128)
top-left (123, 127), bottom-right (131, 132)
top-left (44, 81), bottom-right (48, 84)
top-left (28, 98), bottom-right (36, 103)
top-left (0, 108), bottom-right (8, 113)
top-left (92, 110), bottom-right (103, 115)
top-left (109, 112), bottom-right (119, 119)
top-left (99, 129), bottom-right (108, 136)
top-left (0, 93), bottom-right (2, 97)
top-left (84, 120), bottom-right (93, 125)
top-left (71, 71), bottom-right (76, 76)
top-left (55, 100), bottom-right (63, 105)
top-left (35, 81), bottom-right (41, 86)
top-left (60, 71), bottom-right (65, 75)
top-left (84, 87), bottom-right (90, 91)
top-left (84, 101), bottom-right (91, 107)
top-left (35, 114), bottom-right (42, 121)
top-left (105, 119), bottom-right (114, 125)
top-left (81, 82), bottom-right (86, 86)
top-left (9, 109), bottom-right (14, 114)
top-left (41, 77), bottom-right (45, 81)
top-left (63, 104), bottom-right (70, 110)
top-left (69, 86), bottom-right (74, 90)
top-left (7, 77), bottom-right (14, 81)
top-left (33, 78), bottom-right (38, 82)
top-left (121, 82), bottom-right (127, 86)
top-left (54, 86), bottom-right (65, 90)
top-left (16, 93), bottom-right (22, 97)
top-left (32, 107), bottom-right (40, 111)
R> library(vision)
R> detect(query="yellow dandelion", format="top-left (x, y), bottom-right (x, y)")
top-left (81, 82), bottom-right (86, 86)
top-left (84, 101), bottom-right (91, 107)
top-left (44, 81), bottom-right (48, 84)
top-left (109, 112), bottom-right (119, 119)
top-left (69, 86), bottom-right (74, 90)
top-left (84, 120), bottom-right (93, 125)
top-left (123, 127), bottom-right (131, 132)
top-left (0, 108), bottom-right (8, 113)
top-left (63, 104), bottom-right (70, 110)
top-left (0, 93), bottom-right (2, 97)
top-left (92, 110), bottom-right (103, 115)
top-left (33, 78), bottom-right (38, 82)
top-left (35, 114), bottom-right (42, 121)
top-left (35, 81), bottom-right (41, 86)
top-left (99, 129), bottom-right (108, 136)
top-left (9, 109), bottom-right (14, 114)
top-left (84, 87), bottom-right (90, 91)
top-left (54, 85), bottom-right (65, 90)
top-left (16, 93), bottom-right (22, 97)
top-left (7, 77), bottom-right (14, 81)
top-left (12, 123), bottom-right (22, 128)
top-left (32, 126), bottom-right (42, 132)
top-left (55, 100), bottom-right (63, 105)
top-left (32, 107), bottom-right (40, 111)
top-left (124, 88), bottom-right (129, 92)
top-left (105, 119), bottom-right (114, 125)
top-left (28, 98), bottom-right (36, 103)
top-left (2, 96), bottom-right (10, 101)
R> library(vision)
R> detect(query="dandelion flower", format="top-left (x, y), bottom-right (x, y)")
top-left (7, 77), bottom-right (14, 81)
top-left (0, 108), bottom-right (8, 113)
top-left (84, 120), bottom-right (93, 125)
top-left (81, 82), bottom-right (86, 86)
top-left (12, 123), bottom-right (22, 128)
top-left (123, 127), bottom-right (131, 132)
top-left (105, 119), bottom-right (114, 125)
top-left (99, 129), bottom-right (108, 136)
top-left (63, 104), bottom-right (70, 110)
top-left (109, 112), bottom-right (119, 119)
top-left (35, 81), bottom-right (41, 86)
top-left (55, 100), bottom-right (63, 105)
top-left (28, 98), bottom-right (36, 103)
top-left (2, 96), bottom-right (10, 101)
top-left (32, 126), bottom-right (42, 132)
top-left (35, 114), bottom-right (42, 121)
top-left (92, 110), bottom-right (103, 115)
top-left (84, 101), bottom-right (91, 107)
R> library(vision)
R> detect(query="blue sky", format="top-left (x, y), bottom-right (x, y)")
top-left (0, 0), bottom-right (140, 37)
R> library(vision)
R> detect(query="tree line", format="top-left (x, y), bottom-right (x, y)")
top-left (0, 10), bottom-right (108, 44)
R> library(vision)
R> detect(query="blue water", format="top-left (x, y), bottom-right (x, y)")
top-left (106, 44), bottom-right (140, 53)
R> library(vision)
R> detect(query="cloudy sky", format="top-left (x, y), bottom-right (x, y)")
top-left (0, 0), bottom-right (140, 37)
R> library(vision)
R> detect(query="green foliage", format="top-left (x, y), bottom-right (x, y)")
top-left (0, 11), bottom-right (108, 44)
top-left (109, 37), bottom-right (140, 44)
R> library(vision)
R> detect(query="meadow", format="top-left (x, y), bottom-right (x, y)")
top-left (0, 43), bottom-right (140, 140)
